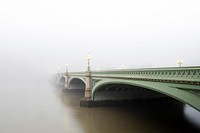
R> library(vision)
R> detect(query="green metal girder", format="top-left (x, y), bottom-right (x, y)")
top-left (91, 79), bottom-right (200, 111)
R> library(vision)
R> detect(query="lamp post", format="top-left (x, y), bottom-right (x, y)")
top-left (177, 58), bottom-right (183, 67)
top-left (121, 65), bottom-right (126, 69)
top-left (66, 63), bottom-right (68, 73)
top-left (87, 53), bottom-right (91, 71)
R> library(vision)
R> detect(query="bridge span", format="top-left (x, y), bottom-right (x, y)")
top-left (56, 67), bottom-right (200, 111)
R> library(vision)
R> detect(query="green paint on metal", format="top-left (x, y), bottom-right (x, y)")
top-left (92, 79), bottom-right (200, 111)
top-left (58, 66), bottom-right (200, 111)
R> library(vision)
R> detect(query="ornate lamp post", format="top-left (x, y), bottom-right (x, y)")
top-left (87, 53), bottom-right (91, 71)
top-left (121, 64), bottom-right (126, 69)
top-left (177, 58), bottom-right (183, 67)
top-left (66, 63), bottom-right (69, 73)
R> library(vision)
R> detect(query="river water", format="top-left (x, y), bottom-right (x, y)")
top-left (0, 81), bottom-right (200, 133)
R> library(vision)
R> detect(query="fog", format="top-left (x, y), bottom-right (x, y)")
top-left (0, 0), bottom-right (200, 81)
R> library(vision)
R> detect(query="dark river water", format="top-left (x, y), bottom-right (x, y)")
top-left (0, 81), bottom-right (200, 133)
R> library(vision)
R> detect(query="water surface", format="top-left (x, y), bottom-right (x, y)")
top-left (0, 81), bottom-right (199, 133)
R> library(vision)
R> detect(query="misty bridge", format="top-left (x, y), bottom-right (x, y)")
top-left (57, 67), bottom-right (200, 111)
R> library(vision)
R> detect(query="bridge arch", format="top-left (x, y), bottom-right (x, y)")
top-left (68, 77), bottom-right (86, 90)
top-left (92, 79), bottom-right (200, 111)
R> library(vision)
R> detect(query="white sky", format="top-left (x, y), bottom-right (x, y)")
top-left (0, 0), bottom-right (200, 80)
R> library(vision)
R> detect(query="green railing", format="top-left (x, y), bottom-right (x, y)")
top-left (64, 66), bottom-right (200, 85)
top-left (91, 67), bottom-right (200, 85)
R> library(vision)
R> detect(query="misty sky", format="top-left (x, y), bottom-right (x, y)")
top-left (0, 0), bottom-right (200, 80)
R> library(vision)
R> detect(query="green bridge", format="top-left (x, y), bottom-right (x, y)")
top-left (57, 66), bottom-right (200, 111)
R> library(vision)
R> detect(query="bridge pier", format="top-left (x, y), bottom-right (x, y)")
top-left (58, 73), bottom-right (69, 92)
top-left (64, 74), bottom-right (69, 90)
top-left (80, 70), bottom-right (93, 107)
top-left (84, 71), bottom-right (91, 97)
top-left (80, 97), bottom-right (94, 107)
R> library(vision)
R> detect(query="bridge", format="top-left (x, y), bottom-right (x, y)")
top-left (56, 66), bottom-right (200, 111)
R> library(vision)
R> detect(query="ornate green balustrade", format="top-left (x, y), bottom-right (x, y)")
top-left (67, 67), bottom-right (200, 85)
top-left (92, 67), bottom-right (200, 85)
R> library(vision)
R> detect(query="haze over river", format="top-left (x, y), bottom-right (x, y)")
top-left (0, 81), bottom-right (200, 133)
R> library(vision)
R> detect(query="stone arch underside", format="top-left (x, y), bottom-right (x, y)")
top-left (93, 83), bottom-right (167, 101)
top-left (68, 77), bottom-right (86, 90)
top-left (92, 79), bottom-right (200, 111)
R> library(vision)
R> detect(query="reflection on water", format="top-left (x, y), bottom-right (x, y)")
top-left (184, 105), bottom-right (200, 128)
top-left (0, 81), bottom-right (199, 133)
top-left (59, 88), bottom-right (200, 133)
